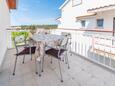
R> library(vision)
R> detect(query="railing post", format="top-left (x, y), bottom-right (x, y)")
top-left (78, 42), bottom-right (79, 54)
top-left (76, 42), bottom-right (78, 53)
top-left (85, 43), bottom-right (87, 57)
top-left (109, 38), bottom-right (112, 67)
top-left (75, 41), bottom-right (77, 53)
top-left (103, 48), bottom-right (106, 65)
top-left (97, 47), bottom-right (100, 63)
top-left (81, 42), bottom-right (83, 56)
top-left (109, 49), bottom-right (112, 67)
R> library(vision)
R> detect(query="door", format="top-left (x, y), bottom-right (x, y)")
top-left (113, 17), bottom-right (115, 36)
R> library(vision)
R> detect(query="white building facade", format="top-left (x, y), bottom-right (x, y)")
top-left (58, 0), bottom-right (115, 36)
top-left (0, 0), bottom-right (16, 71)
top-left (0, 0), bottom-right (10, 71)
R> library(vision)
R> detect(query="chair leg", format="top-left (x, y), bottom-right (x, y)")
top-left (41, 56), bottom-right (44, 72)
top-left (70, 52), bottom-right (72, 56)
top-left (35, 57), bottom-right (41, 77)
top-left (65, 54), bottom-right (67, 64)
top-left (50, 56), bottom-right (53, 64)
top-left (38, 61), bottom-right (41, 76)
top-left (60, 55), bottom-right (64, 62)
top-left (64, 52), bottom-right (67, 64)
top-left (30, 47), bottom-right (32, 61)
top-left (65, 51), bottom-right (70, 69)
top-left (22, 54), bottom-right (25, 64)
top-left (58, 59), bottom-right (63, 82)
top-left (70, 43), bottom-right (72, 56)
top-left (31, 54), bottom-right (32, 60)
top-left (13, 56), bottom-right (18, 75)
top-left (35, 57), bottom-right (38, 74)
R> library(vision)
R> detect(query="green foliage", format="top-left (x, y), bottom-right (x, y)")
top-left (11, 31), bottom-right (29, 40)
top-left (20, 25), bottom-right (36, 30)
top-left (36, 25), bottom-right (57, 29)
top-left (14, 24), bottom-right (58, 30)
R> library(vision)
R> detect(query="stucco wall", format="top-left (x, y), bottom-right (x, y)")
top-left (59, 0), bottom-right (115, 30)
top-left (96, 10), bottom-right (115, 29)
top-left (0, 0), bottom-right (10, 71)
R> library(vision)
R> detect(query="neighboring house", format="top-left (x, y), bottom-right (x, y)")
top-left (58, 0), bottom-right (115, 36)
top-left (0, 0), bottom-right (16, 71)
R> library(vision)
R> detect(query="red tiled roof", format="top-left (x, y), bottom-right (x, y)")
top-left (88, 4), bottom-right (115, 12)
top-left (7, 0), bottom-right (17, 9)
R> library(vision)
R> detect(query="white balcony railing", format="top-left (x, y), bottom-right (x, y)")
top-left (51, 29), bottom-right (115, 71)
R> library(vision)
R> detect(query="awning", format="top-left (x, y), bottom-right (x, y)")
top-left (76, 13), bottom-right (97, 20)
top-left (56, 17), bottom-right (61, 21)
top-left (87, 4), bottom-right (115, 12)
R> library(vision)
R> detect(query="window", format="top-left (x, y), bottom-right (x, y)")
top-left (97, 19), bottom-right (104, 28)
top-left (72, 0), bottom-right (82, 6)
top-left (81, 20), bottom-right (86, 28)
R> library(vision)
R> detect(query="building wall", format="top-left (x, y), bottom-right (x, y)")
top-left (0, 0), bottom-right (10, 71)
top-left (96, 10), bottom-right (115, 30)
top-left (83, 10), bottom-right (115, 30)
top-left (58, 0), bottom-right (115, 30)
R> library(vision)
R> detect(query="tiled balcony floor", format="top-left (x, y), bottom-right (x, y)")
top-left (0, 49), bottom-right (115, 86)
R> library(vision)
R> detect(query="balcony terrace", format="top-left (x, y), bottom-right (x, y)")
top-left (1, 0), bottom-right (115, 85)
top-left (0, 29), bottom-right (115, 86)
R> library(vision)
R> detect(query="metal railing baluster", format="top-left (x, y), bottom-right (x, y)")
top-left (81, 42), bottom-right (83, 56)
top-left (85, 43), bottom-right (87, 57)
top-left (75, 41), bottom-right (77, 53)
top-left (78, 42), bottom-right (80, 54)
top-left (76, 42), bottom-right (78, 53)
top-left (109, 40), bottom-right (112, 67)
top-left (104, 48), bottom-right (106, 65)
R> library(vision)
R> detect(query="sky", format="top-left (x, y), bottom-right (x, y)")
top-left (10, 0), bottom-right (65, 26)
